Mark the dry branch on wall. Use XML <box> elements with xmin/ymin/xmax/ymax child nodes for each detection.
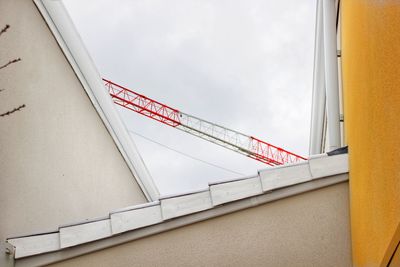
<box><xmin>1</xmin><ymin>24</ymin><xmax>26</xmax><ymax>118</ymax></box>
<box><xmin>0</xmin><ymin>58</ymin><xmax>21</xmax><ymax>70</ymax></box>
<box><xmin>0</xmin><ymin>24</ymin><xmax>10</xmax><ymax>37</ymax></box>
<box><xmin>0</xmin><ymin>104</ymin><xmax>26</xmax><ymax>117</ymax></box>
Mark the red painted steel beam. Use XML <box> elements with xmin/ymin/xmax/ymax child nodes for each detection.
<box><xmin>104</xmin><ymin>79</ymin><xmax>181</xmax><ymax>127</ymax></box>
<box><xmin>103</xmin><ymin>78</ymin><xmax>307</xmax><ymax>166</ymax></box>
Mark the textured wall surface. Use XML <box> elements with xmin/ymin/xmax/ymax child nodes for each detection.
<box><xmin>342</xmin><ymin>1</ymin><xmax>400</xmax><ymax>266</ymax></box>
<box><xmin>0</xmin><ymin>0</ymin><xmax>146</xmax><ymax>246</ymax></box>
<box><xmin>50</xmin><ymin>182</ymin><xmax>351</xmax><ymax>267</ymax></box>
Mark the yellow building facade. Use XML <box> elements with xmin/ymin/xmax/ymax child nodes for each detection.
<box><xmin>342</xmin><ymin>1</ymin><xmax>400</xmax><ymax>265</ymax></box>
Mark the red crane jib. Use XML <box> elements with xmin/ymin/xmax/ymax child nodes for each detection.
<box><xmin>103</xmin><ymin>78</ymin><xmax>307</xmax><ymax>166</ymax></box>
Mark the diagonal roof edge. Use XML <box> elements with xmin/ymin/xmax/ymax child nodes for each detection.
<box><xmin>6</xmin><ymin>153</ymin><xmax>349</xmax><ymax>266</ymax></box>
<box><xmin>33</xmin><ymin>0</ymin><xmax>159</xmax><ymax>201</ymax></box>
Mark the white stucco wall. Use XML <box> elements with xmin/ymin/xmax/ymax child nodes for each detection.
<box><xmin>50</xmin><ymin>182</ymin><xmax>352</xmax><ymax>267</ymax></box>
<box><xmin>0</xmin><ymin>0</ymin><xmax>147</xmax><ymax>246</ymax></box>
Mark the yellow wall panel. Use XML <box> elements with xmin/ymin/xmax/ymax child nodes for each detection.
<box><xmin>342</xmin><ymin>1</ymin><xmax>400</xmax><ymax>266</ymax></box>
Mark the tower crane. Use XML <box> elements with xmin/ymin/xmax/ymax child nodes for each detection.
<box><xmin>103</xmin><ymin>78</ymin><xmax>307</xmax><ymax>166</ymax></box>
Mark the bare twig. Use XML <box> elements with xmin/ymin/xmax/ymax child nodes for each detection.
<box><xmin>0</xmin><ymin>58</ymin><xmax>21</xmax><ymax>70</ymax></box>
<box><xmin>0</xmin><ymin>104</ymin><xmax>26</xmax><ymax>117</ymax></box>
<box><xmin>0</xmin><ymin>24</ymin><xmax>10</xmax><ymax>37</ymax></box>
<box><xmin>0</xmin><ymin>24</ymin><xmax>26</xmax><ymax>118</ymax></box>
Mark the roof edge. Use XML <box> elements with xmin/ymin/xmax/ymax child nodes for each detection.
<box><xmin>8</xmin><ymin>153</ymin><xmax>349</xmax><ymax>266</ymax></box>
<box><xmin>32</xmin><ymin>0</ymin><xmax>160</xmax><ymax>200</ymax></box>
<box><xmin>11</xmin><ymin>173</ymin><xmax>348</xmax><ymax>267</ymax></box>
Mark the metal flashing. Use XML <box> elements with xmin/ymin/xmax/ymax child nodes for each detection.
<box><xmin>260</xmin><ymin>161</ymin><xmax>312</xmax><ymax>191</ymax></box>
<box><xmin>10</xmin><ymin>174</ymin><xmax>349</xmax><ymax>267</ymax></box>
<box><xmin>59</xmin><ymin>219</ymin><xmax>112</xmax><ymax>248</ymax></box>
<box><xmin>111</xmin><ymin>204</ymin><xmax>162</xmax><ymax>235</ymax></box>
<box><xmin>7</xmin><ymin>233</ymin><xmax>60</xmax><ymax>259</ymax></box>
<box><xmin>159</xmin><ymin>188</ymin><xmax>210</xmax><ymax>200</ymax></box>
<box><xmin>7</xmin><ymin>153</ymin><xmax>349</xmax><ymax>263</ymax></box>
<box><xmin>210</xmin><ymin>175</ymin><xmax>263</xmax><ymax>206</ymax></box>
<box><xmin>5</xmin><ymin>230</ymin><xmax>59</xmax><ymax>241</ymax></box>
<box><xmin>161</xmin><ymin>190</ymin><xmax>213</xmax><ymax>220</ymax></box>
<box><xmin>257</xmin><ymin>159</ymin><xmax>309</xmax><ymax>173</ymax></box>
<box><xmin>309</xmin><ymin>153</ymin><xmax>348</xmax><ymax>178</ymax></box>
<box><xmin>58</xmin><ymin>216</ymin><xmax>110</xmax><ymax>229</ymax></box>
<box><xmin>327</xmin><ymin>146</ymin><xmax>348</xmax><ymax>156</ymax></box>
<box><xmin>109</xmin><ymin>201</ymin><xmax>160</xmax><ymax>214</ymax></box>
<box><xmin>208</xmin><ymin>174</ymin><xmax>258</xmax><ymax>186</ymax></box>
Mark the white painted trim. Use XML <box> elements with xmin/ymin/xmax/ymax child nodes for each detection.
<box><xmin>322</xmin><ymin>0</ymin><xmax>341</xmax><ymax>151</ymax></box>
<box><xmin>33</xmin><ymin>0</ymin><xmax>160</xmax><ymax>201</ymax></box>
<box><xmin>7</xmin><ymin>153</ymin><xmax>349</xmax><ymax>261</ymax></box>
<box><xmin>111</xmin><ymin>205</ymin><xmax>163</xmax><ymax>234</ymax></box>
<box><xmin>7</xmin><ymin>233</ymin><xmax>60</xmax><ymax>259</ymax></box>
<box><xmin>161</xmin><ymin>190</ymin><xmax>213</xmax><ymax>220</ymax></box>
<box><xmin>11</xmin><ymin>174</ymin><xmax>349</xmax><ymax>266</ymax></box>
<box><xmin>210</xmin><ymin>176</ymin><xmax>262</xmax><ymax>206</ymax></box>
<box><xmin>309</xmin><ymin>0</ymin><xmax>327</xmax><ymax>155</ymax></box>
<box><xmin>309</xmin><ymin>153</ymin><xmax>348</xmax><ymax>178</ymax></box>
<box><xmin>110</xmin><ymin>201</ymin><xmax>160</xmax><ymax>214</ymax></box>
<box><xmin>159</xmin><ymin>188</ymin><xmax>210</xmax><ymax>200</ymax></box>
<box><xmin>208</xmin><ymin>174</ymin><xmax>258</xmax><ymax>186</ymax></box>
<box><xmin>259</xmin><ymin>161</ymin><xmax>312</xmax><ymax>191</ymax></box>
<box><xmin>59</xmin><ymin>220</ymin><xmax>112</xmax><ymax>248</ymax></box>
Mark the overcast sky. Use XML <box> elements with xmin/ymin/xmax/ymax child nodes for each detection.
<box><xmin>63</xmin><ymin>0</ymin><xmax>316</xmax><ymax>196</ymax></box>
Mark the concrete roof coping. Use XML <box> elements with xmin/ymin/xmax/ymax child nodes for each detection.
<box><xmin>58</xmin><ymin>216</ymin><xmax>111</xmax><ymax>229</ymax></box>
<box><xmin>257</xmin><ymin>159</ymin><xmax>310</xmax><ymax>173</ymax></box>
<box><xmin>159</xmin><ymin>188</ymin><xmax>210</xmax><ymax>200</ymax></box>
<box><xmin>308</xmin><ymin>153</ymin><xmax>329</xmax><ymax>159</ymax></box>
<box><xmin>110</xmin><ymin>201</ymin><xmax>160</xmax><ymax>214</ymax></box>
<box><xmin>208</xmin><ymin>174</ymin><xmax>258</xmax><ymax>186</ymax></box>
<box><xmin>6</xmin><ymin>153</ymin><xmax>349</xmax><ymax>261</ymax></box>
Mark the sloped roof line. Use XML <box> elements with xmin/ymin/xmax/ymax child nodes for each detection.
<box><xmin>6</xmin><ymin>153</ymin><xmax>349</xmax><ymax>262</ymax></box>
<box><xmin>33</xmin><ymin>0</ymin><xmax>160</xmax><ymax>201</ymax></box>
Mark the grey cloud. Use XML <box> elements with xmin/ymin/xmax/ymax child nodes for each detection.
<box><xmin>64</xmin><ymin>0</ymin><xmax>316</xmax><ymax>194</ymax></box>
